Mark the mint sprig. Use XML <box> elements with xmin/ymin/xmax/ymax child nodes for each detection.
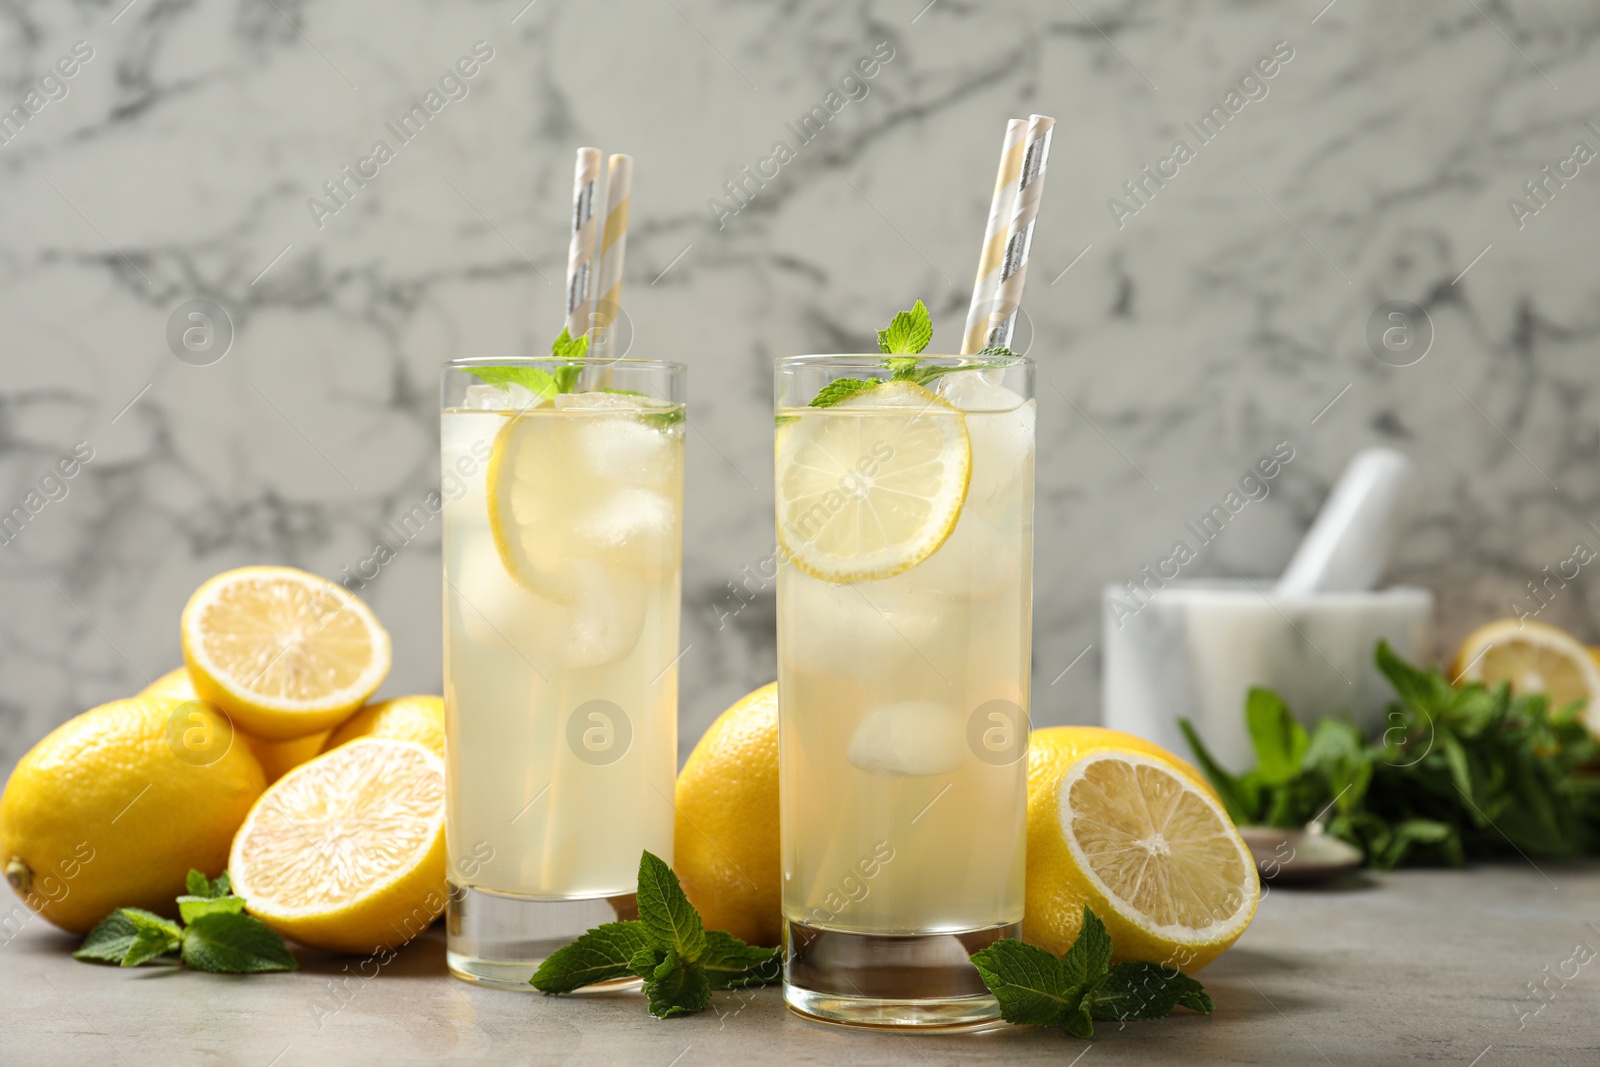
<box><xmin>464</xmin><ymin>328</ymin><xmax>591</xmax><ymax>400</ymax></box>
<box><xmin>531</xmin><ymin>851</ymin><xmax>780</xmax><ymax>1017</ymax></box>
<box><xmin>969</xmin><ymin>908</ymin><xmax>1212</xmax><ymax>1038</ymax></box>
<box><xmin>807</xmin><ymin>302</ymin><xmax>1021</xmax><ymax>408</ymax></box>
<box><xmin>74</xmin><ymin>869</ymin><xmax>297</xmax><ymax>974</ymax></box>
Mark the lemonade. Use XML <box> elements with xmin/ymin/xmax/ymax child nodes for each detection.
<box><xmin>441</xmin><ymin>359</ymin><xmax>684</xmax><ymax>985</ymax></box>
<box><xmin>775</xmin><ymin>356</ymin><xmax>1034</xmax><ymax>1026</ymax></box>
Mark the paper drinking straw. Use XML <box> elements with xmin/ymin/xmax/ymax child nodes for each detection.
<box><xmin>565</xmin><ymin>146</ymin><xmax>603</xmax><ymax>338</ymax></box>
<box><xmin>591</xmin><ymin>153</ymin><xmax>633</xmax><ymax>347</ymax></box>
<box><xmin>985</xmin><ymin>114</ymin><xmax>1055</xmax><ymax>351</ymax></box>
<box><xmin>960</xmin><ymin>119</ymin><xmax>1028</xmax><ymax>355</ymax></box>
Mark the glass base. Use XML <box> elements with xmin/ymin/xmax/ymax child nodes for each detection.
<box><xmin>446</xmin><ymin>880</ymin><xmax>640</xmax><ymax>989</ymax></box>
<box><xmin>782</xmin><ymin>919</ymin><xmax>1017</xmax><ymax>1029</ymax></box>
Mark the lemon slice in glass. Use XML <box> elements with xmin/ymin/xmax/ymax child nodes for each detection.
<box><xmin>180</xmin><ymin>565</ymin><xmax>391</xmax><ymax>740</ymax></box>
<box><xmin>776</xmin><ymin>380</ymin><xmax>971</xmax><ymax>583</ymax></box>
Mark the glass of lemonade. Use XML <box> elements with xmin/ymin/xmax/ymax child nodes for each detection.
<box><xmin>774</xmin><ymin>354</ymin><xmax>1035</xmax><ymax>1027</ymax></box>
<box><xmin>441</xmin><ymin>357</ymin><xmax>686</xmax><ymax>987</ymax></box>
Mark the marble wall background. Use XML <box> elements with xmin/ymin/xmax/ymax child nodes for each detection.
<box><xmin>2</xmin><ymin>0</ymin><xmax>1598</xmax><ymax>771</ymax></box>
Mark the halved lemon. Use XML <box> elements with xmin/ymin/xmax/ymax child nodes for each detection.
<box><xmin>181</xmin><ymin>566</ymin><xmax>391</xmax><ymax>741</ymax></box>
<box><xmin>1027</xmin><ymin>748</ymin><xmax>1258</xmax><ymax>973</ymax></box>
<box><xmin>1451</xmin><ymin>618</ymin><xmax>1600</xmax><ymax>731</ymax></box>
<box><xmin>776</xmin><ymin>380</ymin><xmax>971</xmax><ymax>583</ymax></box>
<box><xmin>229</xmin><ymin>738</ymin><xmax>447</xmax><ymax>955</ymax></box>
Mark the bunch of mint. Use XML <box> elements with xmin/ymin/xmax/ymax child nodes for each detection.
<box><xmin>807</xmin><ymin>300</ymin><xmax>1016</xmax><ymax>408</ymax></box>
<box><xmin>531</xmin><ymin>851</ymin><xmax>779</xmax><ymax>1017</ymax></box>
<box><xmin>74</xmin><ymin>870</ymin><xmax>296</xmax><ymax>973</ymax></box>
<box><xmin>970</xmin><ymin>908</ymin><xmax>1212</xmax><ymax>1038</ymax></box>
<box><xmin>1181</xmin><ymin>641</ymin><xmax>1600</xmax><ymax>868</ymax></box>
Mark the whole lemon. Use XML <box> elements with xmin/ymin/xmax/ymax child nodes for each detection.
<box><xmin>144</xmin><ymin>667</ymin><xmax>327</xmax><ymax>784</ymax></box>
<box><xmin>674</xmin><ymin>683</ymin><xmax>780</xmax><ymax>947</ymax></box>
<box><xmin>1025</xmin><ymin>727</ymin><xmax>1255</xmax><ymax>973</ymax></box>
<box><xmin>0</xmin><ymin>695</ymin><xmax>266</xmax><ymax>933</ymax></box>
<box><xmin>324</xmin><ymin>695</ymin><xmax>445</xmax><ymax>758</ymax></box>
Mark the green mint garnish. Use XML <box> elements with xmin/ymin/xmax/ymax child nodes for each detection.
<box><xmin>186</xmin><ymin>869</ymin><xmax>231</xmax><ymax>898</ymax></box>
<box><xmin>1179</xmin><ymin>640</ymin><xmax>1600</xmax><ymax>869</ymax></box>
<box><xmin>806</xmin><ymin>301</ymin><xmax>1020</xmax><ymax>407</ymax></box>
<box><xmin>877</xmin><ymin>298</ymin><xmax>933</xmax><ymax>355</ymax></box>
<box><xmin>464</xmin><ymin>328</ymin><xmax>592</xmax><ymax>400</ymax></box>
<box><xmin>969</xmin><ymin>908</ymin><xmax>1212</xmax><ymax>1038</ymax></box>
<box><xmin>531</xmin><ymin>851</ymin><xmax>780</xmax><ymax>1017</ymax></box>
<box><xmin>74</xmin><ymin>869</ymin><xmax>297</xmax><ymax>974</ymax></box>
<box><xmin>807</xmin><ymin>377</ymin><xmax>878</xmax><ymax>408</ymax></box>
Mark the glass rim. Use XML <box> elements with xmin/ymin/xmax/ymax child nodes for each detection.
<box><xmin>442</xmin><ymin>355</ymin><xmax>686</xmax><ymax>373</ymax></box>
<box><xmin>778</xmin><ymin>353</ymin><xmax>1034</xmax><ymax>371</ymax></box>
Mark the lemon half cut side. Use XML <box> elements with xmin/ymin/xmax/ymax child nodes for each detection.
<box><xmin>228</xmin><ymin>738</ymin><xmax>446</xmax><ymax>955</ymax></box>
<box><xmin>181</xmin><ymin>566</ymin><xmax>391</xmax><ymax>741</ymax></box>
<box><xmin>1054</xmin><ymin>750</ymin><xmax>1258</xmax><ymax>971</ymax></box>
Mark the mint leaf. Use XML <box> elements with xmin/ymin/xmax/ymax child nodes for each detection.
<box><xmin>122</xmin><ymin>910</ymin><xmax>184</xmax><ymax>967</ymax></box>
<box><xmin>1059</xmin><ymin>907</ymin><xmax>1113</xmax><ymax>987</ymax></box>
<box><xmin>551</xmin><ymin>327</ymin><xmax>589</xmax><ymax>363</ymax></box>
<box><xmin>1245</xmin><ymin>687</ymin><xmax>1309</xmax><ymax>786</ymax></box>
<box><xmin>185</xmin><ymin>870</ymin><xmax>212</xmax><ymax>898</ymax></box>
<box><xmin>642</xmin><ymin>949</ymin><xmax>711</xmax><ymax>1019</ymax></box>
<box><xmin>977</xmin><ymin>345</ymin><xmax>1017</xmax><ymax>359</ymax></box>
<box><xmin>883</xmin><ymin>355</ymin><xmax>921</xmax><ymax>379</ymax></box>
<box><xmin>636</xmin><ymin>851</ymin><xmax>706</xmax><ymax>962</ymax></box>
<box><xmin>211</xmin><ymin>871</ymin><xmax>232</xmax><ymax>898</ymax></box>
<box><xmin>699</xmin><ymin>930</ymin><xmax>781</xmax><ymax>990</ymax></box>
<box><xmin>877</xmin><ymin>299</ymin><xmax>933</xmax><ymax>354</ymax></box>
<box><xmin>808</xmin><ymin>377</ymin><xmax>877</xmax><ymax>408</ymax></box>
<box><xmin>531</xmin><ymin>921</ymin><xmax>653</xmax><ymax>993</ymax></box>
<box><xmin>1177</xmin><ymin>718</ymin><xmax>1256</xmax><ymax>824</ymax></box>
<box><xmin>1088</xmin><ymin>962</ymin><xmax>1214</xmax><ymax>1021</ymax></box>
<box><xmin>968</xmin><ymin>938</ymin><xmax>1085</xmax><ymax>1028</ymax></box>
<box><xmin>74</xmin><ymin>911</ymin><xmax>141</xmax><ymax>963</ymax></box>
<box><xmin>181</xmin><ymin>913</ymin><xmax>297</xmax><ymax>973</ymax></box>
<box><xmin>177</xmin><ymin>894</ymin><xmax>245</xmax><ymax>924</ymax></box>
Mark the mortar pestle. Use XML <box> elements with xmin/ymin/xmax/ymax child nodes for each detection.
<box><xmin>1101</xmin><ymin>448</ymin><xmax>1433</xmax><ymax>880</ymax></box>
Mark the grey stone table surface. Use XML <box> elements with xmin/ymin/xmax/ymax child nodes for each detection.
<box><xmin>3</xmin><ymin>864</ymin><xmax>1596</xmax><ymax>1067</ymax></box>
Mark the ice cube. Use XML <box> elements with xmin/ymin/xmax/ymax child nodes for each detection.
<box><xmin>576</xmin><ymin>488</ymin><xmax>677</xmax><ymax>576</ymax></box>
<box><xmin>893</xmin><ymin>509</ymin><xmax>1016</xmax><ymax>599</ymax></box>
<box><xmin>782</xmin><ymin>578</ymin><xmax>949</xmax><ymax>682</ymax></box>
<box><xmin>846</xmin><ymin>700</ymin><xmax>966</xmax><ymax>777</ymax></box>
<box><xmin>940</xmin><ymin>374</ymin><xmax>1034</xmax><ymax>507</ymax></box>
<box><xmin>461</xmin><ymin>382</ymin><xmax>547</xmax><ymax>411</ymax></box>
<box><xmin>452</xmin><ymin>548</ymin><xmax>644</xmax><ymax>670</ymax></box>
<box><xmin>569</xmin><ymin>413</ymin><xmax>676</xmax><ymax>492</ymax></box>
<box><xmin>557</xmin><ymin>560</ymin><xmax>647</xmax><ymax>669</ymax></box>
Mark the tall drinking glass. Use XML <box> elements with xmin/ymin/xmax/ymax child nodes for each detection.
<box><xmin>774</xmin><ymin>354</ymin><xmax>1035</xmax><ymax>1027</ymax></box>
<box><xmin>441</xmin><ymin>357</ymin><xmax>686</xmax><ymax>987</ymax></box>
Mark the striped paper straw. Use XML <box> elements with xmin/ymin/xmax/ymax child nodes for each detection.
<box><xmin>986</xmin><ymin>114</ymin><xmax>1055</xmax><ymax>351</ymax></box>
<box><xmin>960</xmin><ymin>119</ymin><xmax>1028</xmax><ymax>355</ymax></box>
<box><xmin>565</xmin><ymin>146</ymin><xmax>603</xmax><ymax>339</ymax></box>
<box><xmin>591</xmin><ymin>153</ymin><xmax>633</xmax><ymax>348</ymax></box>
